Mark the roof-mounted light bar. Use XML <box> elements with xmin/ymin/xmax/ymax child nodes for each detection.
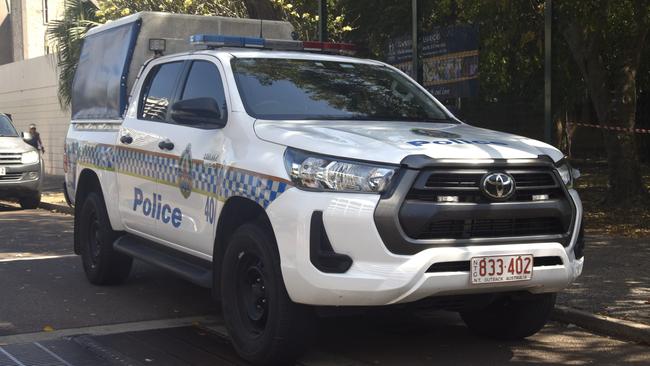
<box><xmin>189</xmin><ymin>34</ymin><xmax>356</xmax><ymax>55</ymax></box>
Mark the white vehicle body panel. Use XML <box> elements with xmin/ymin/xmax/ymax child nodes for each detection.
<box><xmin>65</xmin><ymin>123</ymin><xmax>124</xmax><ymax>231</ymax></box>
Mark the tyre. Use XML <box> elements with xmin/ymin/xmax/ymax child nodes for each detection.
<box><xmin>460</xmin><ymin>292</ymin><xmax>556</xmax><ymax>340</ymax></box>
<box><xmin>19</xmin><ymin>193</ymin><xmax>41</xmax><ymax>209</ymax></box>
<box><xmin>221</xmin><ymin>223</ymin><xmax>316</xmax><ymax>366</ymax></box>
<box><xmin>78</xmin><ymin>192</ymin><xmax>132</xmax><ymax>285</ymax></box>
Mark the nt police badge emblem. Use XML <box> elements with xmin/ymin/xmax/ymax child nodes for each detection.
<box><xmin>178</xmin><ymin>144</ymin><xmax>193</xmax><ymax>199</ymax></box>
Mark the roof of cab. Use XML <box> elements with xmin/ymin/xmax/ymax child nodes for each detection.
<box><xmin>156</xmin><ymin>48</ymin><xmax>385</xmax><ymax>66</ymax></box>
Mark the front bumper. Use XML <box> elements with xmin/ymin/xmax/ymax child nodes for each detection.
<box><xmin>267</xmin><ymin>187</ymin><xmax>583</xmax><ymax>307</ymax></box>
<box><xmin>0</xmin><ymin>162</ymin><xmax>42</xmax><ymax>198</ymax></box>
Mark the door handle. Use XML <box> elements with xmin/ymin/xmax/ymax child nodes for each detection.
<box><xmin>120</xmin><ymin>135</ymin><xmax>133</xmax><ymax>145</ymax></box>
<box><xmin>158</xmin><ymin>139</ymin><xmax>175</xmax><ymax>151</ymax></box>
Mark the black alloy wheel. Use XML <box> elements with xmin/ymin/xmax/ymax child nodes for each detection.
<box><xmin>221</xmin><ymin>222</ymin><xmax>316</xmax><ymax>366</ymax></box>
<box><xmin>78</xmin><ymin>192</ymin><xmax>132</xmax><ymax>285</ymax></box>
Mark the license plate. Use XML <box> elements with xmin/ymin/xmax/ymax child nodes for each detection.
<box><xmin>471</xmin><ymin>255</ymin><xmax>533</xmax><ymax>284</ymax></box>
<box><xmin>0</xmin><ymin>167</ymin><xmax>5</xmax><ymax>176</ymax></box>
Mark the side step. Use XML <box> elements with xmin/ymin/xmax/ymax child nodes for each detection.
<box><xmin>113</xmin><ymin>235</ymin><xmax>213</xmax><ymax>288</ymax></box>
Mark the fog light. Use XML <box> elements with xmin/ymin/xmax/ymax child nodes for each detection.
<box><xmin>26</xmin><ymin>171</ymin><xmax>39</xmax><ymax>180</ymax></box>
<box><xmin>437</xmin><ymin>195</ymin><xmax>459</xmax><ymax>203</ymax></box>
<box><xmin>532</xmin><ymin>194</ymin><xmax>549</xmax><ymax>201</ymax></box>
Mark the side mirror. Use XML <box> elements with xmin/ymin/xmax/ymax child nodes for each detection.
<box><xmin>171</xmin><ymin>97</ymin><xmax>225</xmax><ymax>128</ymax></box>
<box><xmin>21</xmin><ymin>131</ymin><xmax>32</xmax><ymax>141</ymax></box>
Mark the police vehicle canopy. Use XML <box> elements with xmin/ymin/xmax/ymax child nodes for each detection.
<box><xmin>71</xmin><ymin>12</ymin><xmax>294</xmax><ymax>121</ymax></box>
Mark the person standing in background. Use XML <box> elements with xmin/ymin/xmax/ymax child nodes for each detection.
<box><xmin>26</xmin><ymin>124</ymin><xmax>45</xmax><ymax>154</ymax></box>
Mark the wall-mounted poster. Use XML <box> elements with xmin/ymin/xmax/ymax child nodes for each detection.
<box><xmin>385</xmin><ymin>35</ymin><xmax>414</xmax><ymax>79</ymax></box>
<box><xmin>421</xmin><ymin>25</ymin><xmax>479</xmax><ymax>98</ymax></box>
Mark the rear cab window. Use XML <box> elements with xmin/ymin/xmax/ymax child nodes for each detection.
<box><xmin>139</xmin><ymin>61</ymin><xmax>184</xmax><ymax>122</ymax></box>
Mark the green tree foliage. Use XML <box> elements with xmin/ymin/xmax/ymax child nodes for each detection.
<box><xmin>95</xmin><ymin>0</ymin><xmax>248</xmax><ymax>22</ymax></box>
<box><xmin>341</xmin><ymin>0</ymin><xmax>546</xmax><ymax>104</ymax></box>
<box><xmin>46</xmin><ymin>0</ymin><xmax>99</xmax><ymax>108</ymax></box>
<box><xmin>97</xmin><ymin>0</ymin><xmax>352</xmax><ymax>41</ymax></box>
<box><xmin>556</xmin><ymin>0</ymin><xmax>649</xmax><ymax>203</ymax></box>
<box><xmin>270</xmin><ymin>0</ymin><xmax>352</xmax><ymax>41</ymax></box>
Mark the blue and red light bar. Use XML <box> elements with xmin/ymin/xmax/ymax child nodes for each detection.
<box><xmin>189</xmin><ymin>34</ymin><xmax>356</xmax><ymax>55</ymax></box>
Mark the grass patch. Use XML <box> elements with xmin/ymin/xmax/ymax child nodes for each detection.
<box><xmin>572</xmin><ymin>160</ymin><xmax>650</xmax><ymax>237</ymax></box>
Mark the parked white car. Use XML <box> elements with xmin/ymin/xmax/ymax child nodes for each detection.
<box><xmin>0</xmin><ymin>113</ymin><xmax>42</xmax><ymax>209</ymax></box>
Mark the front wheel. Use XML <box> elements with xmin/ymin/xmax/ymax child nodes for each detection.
<box><xmin>221</xmin><ymin>223</ymin><xmax>316</xmax><ymax>366</ymax></box>
<box><xmin>19</xmin><ymin>193</ymin><xmax>41</xmax><ymax>209</ymax></box>
<box><xmin>460</xmin><ymin>292</ymin><xmax>556</xmax><ymax>340</ymax></box>
<box><xmin>78</xmin><ymin>192</ymin><xmax>132</xmax><ymax>285</ymax></box>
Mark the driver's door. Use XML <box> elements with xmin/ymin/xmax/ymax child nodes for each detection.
<box><xmin>154</xmin><ymin>56</ymin><xmax>230</xmax><ymax>258</ymax></box>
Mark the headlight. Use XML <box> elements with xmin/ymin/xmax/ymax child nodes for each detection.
<box><xmin>21</xmin><ymin>150</ymin><xmax>40</xmax><ymax>164</ymax></box>
<box><xmin>284</xmin><ymin>148</ymin><xmax>397</xmax><ymax>193</ymax></box>
<box><xmin>556</xmin><ymin>159</ymin><xmax>578</xmax><ymax>188</ymax></box>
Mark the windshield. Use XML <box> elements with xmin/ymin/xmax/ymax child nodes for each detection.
<box><xmin>0</xmin><ymin>114</ymin><xmax>18</xmax><ymax>137</ymax></box>
<box><xmin>231</xmin><ymin>58</ymin><xmax>452</xmax><ymax>122</ymax></box>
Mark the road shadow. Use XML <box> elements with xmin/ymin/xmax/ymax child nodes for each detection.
<box><xmin>313</xmin><ymin>308</ymin><xmax>650</xmax><ymax>365</ymax></box>
<box><xmin>0</xmin><ymin>206</ymin><xmax>74</xmax><ymax>258</ymax></box>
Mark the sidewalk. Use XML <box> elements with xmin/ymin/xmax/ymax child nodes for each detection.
<box><xmin>557</xmin><ymin>236</ymin><xmax>650</xmax><ymax>325</ymax></box>
<box><xmin>40</xmin><ymin>175</ymin><xmax>71</xmax><ymax>214</ymax></box>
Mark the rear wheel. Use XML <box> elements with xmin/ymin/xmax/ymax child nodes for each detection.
<box><xmin>78</xmin><ymin>192</ymin><xmax>132</xmax><ymax>285</ymax></box>
<box><xmin>19</xmin><ymin>193</ymin><xmax>40</xmax><ymax>209</ymax></box>
<box><xmin>221</xmin><ymin>223</ymin><xmax>315</xmax><ymax>366</ymax></box>
<box><xmin>460</xmin><ymin>292</ymin><xmax>556</xmax><ymax>340</ymax></box>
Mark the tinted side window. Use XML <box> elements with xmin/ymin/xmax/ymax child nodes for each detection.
<box><xmin>139</xmin><ymin>62</ymin><xmax>184</xmax><ymax>122</ymax></box>
<box><xmin>179</xmin><ymin>61</ymin><xmax>228</xmax><ymax>124</ymax></box>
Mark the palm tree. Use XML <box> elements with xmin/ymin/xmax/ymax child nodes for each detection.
<box><xmin>46</xmin><ymin>0</ymin><xmax>99</xmax><ymax>108</ymax></box>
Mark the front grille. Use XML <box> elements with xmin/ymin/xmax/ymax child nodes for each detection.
<box><xmin>0</xmin><ymin>172</ymin><xmax>22</xmax><ymax>181</ymax></box>
<box><xmin>408</xmin><ymin>168</ymin><xmax>561</xmax><ymax>203</ymax></box>
<box><xmin>419</xmin><ymin>217</ymin><xmax>565</xmax><ymax>240</ymax></box>
<box><xmin>510</xmin><ymin>172</ymin><xmax>555</xmax><ymax>187</ymax></box>
<box><xmin>395</xmin><ymin>165</ymin><xmax>573</xmax><ymax>245</ymax></box>
<box><xmin>0</xmin><ymin>153</ymin><xmax>22</xmax><ymax>166</ymax></box>
<box><xmin>425</xmin><ymin>173</ymin><xmax>479</xmax><ymax>188</ymax></box>
<box><xmin>426</xmin><ymin>256</ymin><xmax>564</xmax><ymax>273</ymax></box>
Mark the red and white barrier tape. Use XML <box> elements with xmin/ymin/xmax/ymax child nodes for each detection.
<box><xmin>568</xmin><ymin>122</ymin><xmax>650</xmax><ymax>134</ymax></box>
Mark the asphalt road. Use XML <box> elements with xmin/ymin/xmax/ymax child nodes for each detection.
<box><xmin>0</xmin><ymin>204</ymin><xmax>648</xmax><ymax>366</ymax></box>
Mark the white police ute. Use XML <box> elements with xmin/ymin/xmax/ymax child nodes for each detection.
<box><xmin>64</xmin><ymin>12</ymin><xmax>584</xmax><ymax>366</ymax></box>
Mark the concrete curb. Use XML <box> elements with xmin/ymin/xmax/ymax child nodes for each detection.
<box><xmin>553</xmin><ymin>305</ymin><xmax>650</xmax><ymax>345</ymax></box>
<box><xmin>39</xmin><ymin>201</ymin><xmax>74</xmax><ymax>215</ymax></box>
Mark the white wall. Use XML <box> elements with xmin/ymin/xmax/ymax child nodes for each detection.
<box><xmin>24</xmin><ymin>0</ymin><xmax>66</xmax><ymax>60</ymax></box>
<box><xmin>0</xmin><ymin>54</ymin><xmax>69</xmax><ymax>175</ymax></box>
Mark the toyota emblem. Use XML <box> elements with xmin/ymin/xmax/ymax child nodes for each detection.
<box><xmin>481</xmin><ymin>172</ymin><xmax>515</xmax><ymax>200</ymax></box>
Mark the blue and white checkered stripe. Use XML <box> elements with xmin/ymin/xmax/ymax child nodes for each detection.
<box><xmin>72</xmin><ymin>143</ymin><xmax>290</xmax><ymax>209</ymax></box>
<box><xmin>76</xmin><ymin>143</ymin><xmax>114</xmax><ymax>170</ymax></box>
<box><xmin>114</xmin><ymin>148</ymin><xmax>178</xmax><ymax>184</ymax></box>
<box><xmin>218</xmin><ymin>169</ymin><xmax>289</xmax><ymax>208</ymax></box>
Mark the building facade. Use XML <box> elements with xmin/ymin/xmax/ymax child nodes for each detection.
<box><xmin>0</xmin><ymin>0</ymin><xmax>67</xmax><ymax>65</ymax></box>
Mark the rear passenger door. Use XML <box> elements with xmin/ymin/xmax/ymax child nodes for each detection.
<box><xmin>116</xmin><ymin>60</ymin><xmax>185</xmax><ymax>238</ymax></box>
<box><xmin>154</xmin><ymin>57</ymin><xmax>230</xmax><ymax>258</ymax></box>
